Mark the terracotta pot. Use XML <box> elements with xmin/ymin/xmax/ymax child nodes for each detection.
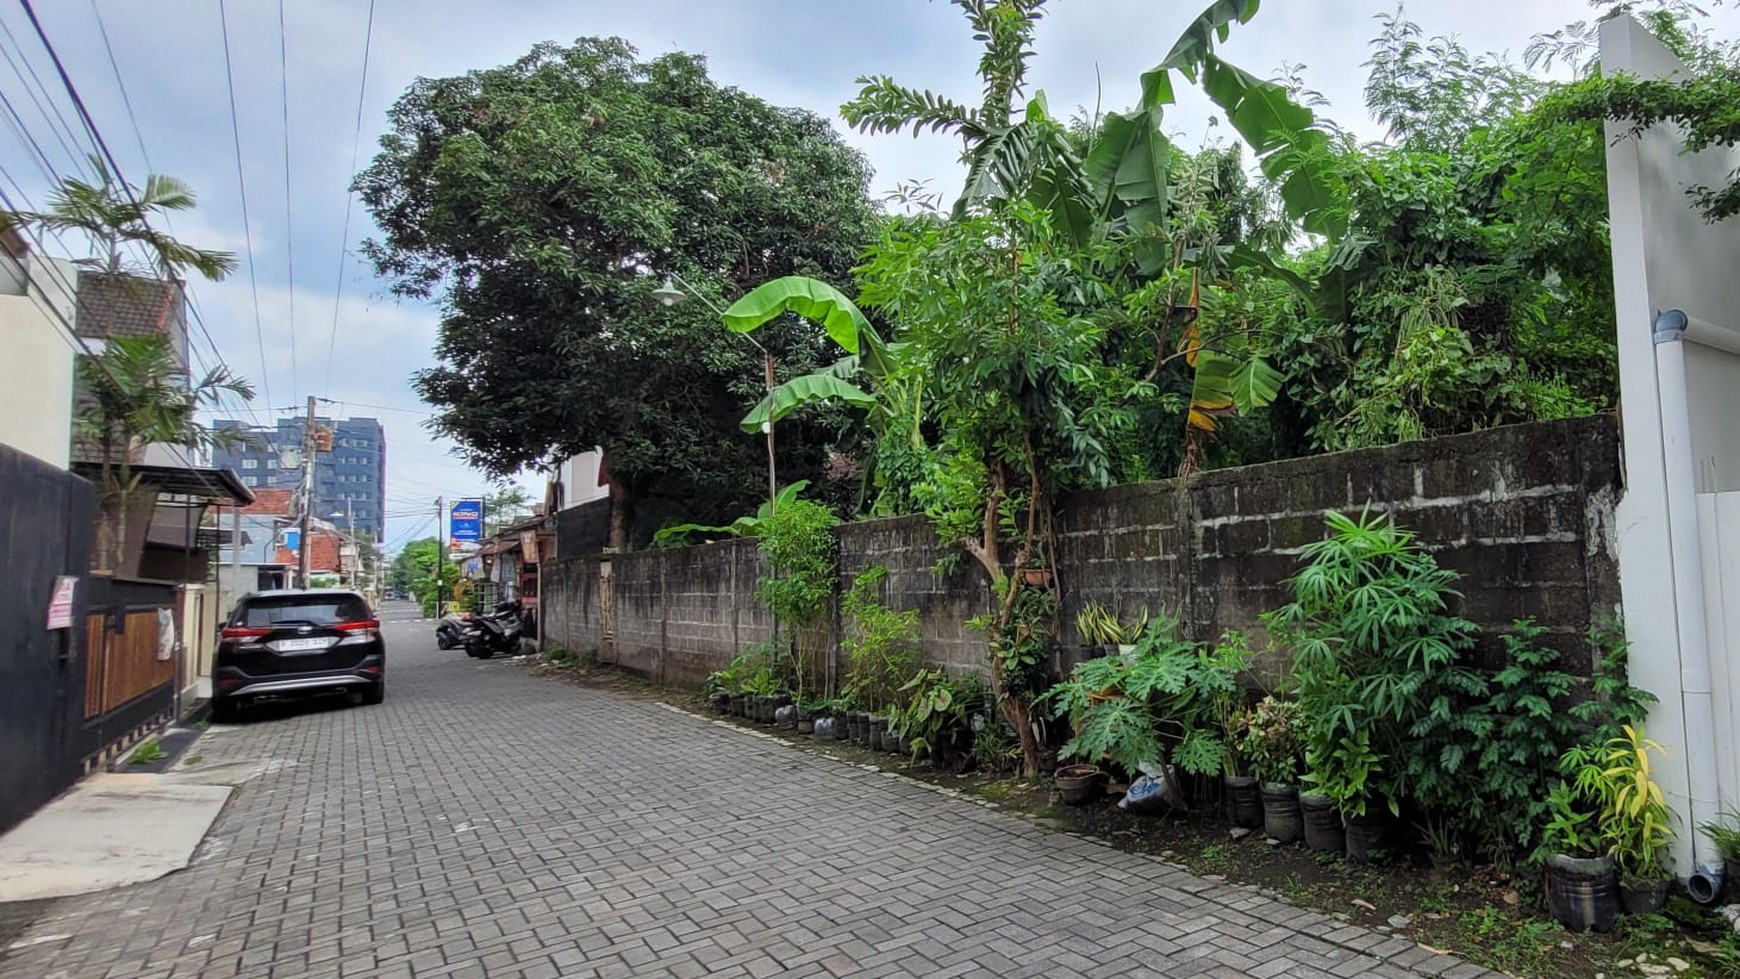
<box><xmin>1054</xmin><ymin>764</ymin><xmax>1104</xmax><ymax>805</ymax></box>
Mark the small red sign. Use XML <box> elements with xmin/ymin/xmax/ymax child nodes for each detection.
<box><xmin>46</xmin><ymin>575</ymin><xmax>76</xmax><ymax>630</ymax></box>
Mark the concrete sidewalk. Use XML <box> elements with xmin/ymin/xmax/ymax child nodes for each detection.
<box><xmin>0</xmin><ymin>763</ymin><xmax>238</xmax><ymax>902</ymax></box>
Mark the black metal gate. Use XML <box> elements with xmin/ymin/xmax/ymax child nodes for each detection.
<box><xmin>0</xmin><ymin>444</ymin><xmax>95</xmax><ymax>833</ymax></box>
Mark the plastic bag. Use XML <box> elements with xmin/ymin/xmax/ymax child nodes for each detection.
<box><xmin>1118</xmin><ymin>767</ymin><xmax>1186</xmax><ymax>815</ymax></box>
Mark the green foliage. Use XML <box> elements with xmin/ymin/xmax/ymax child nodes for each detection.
<box><xmin>393</xmin><ymin>539</ymin><xmax>462</xmax><ymax>618</ymax></box>
<box><xmin>1465</xmin><ymin>619</ymin><xmax>1584</xmax><ymax>864</ymax></box>
<box><xmin>1545</xmin><ymin>727</ymin><xmax>1675</xmax><ymax>880</ymax></box>
<box><xmin>128</xmin><ymin>740</ymin><xmax>166</xmax><ymax>765</ymax></box>
<box><xmin>1075</xmin><ymin>602</ymin><xmax>1148</xmax><ymax>647</ymax></box>
<box><xmin>1239</xmin><ymin>695</ymin><xmax>1301</xmax><ymax>785</ymax></box>
<box><xmin>756</xmin><ymin>499</ymin><xmax>839</xmax><ymax>629</ymax></box>
<box><xmin>1547</xmin><ymin>41</ymin><xmax>1740</xmax><ymax>221</ymax></box>
<box><xmin>757</xmin><ymin>497</ymin><xmax>839</xmax><ymax>700</ymax></box>
<box><xmin>708</xmin><ymin>643</ymin><xmax>782</xmax><ymax>696</ymax></box>
<box><xmin>1046</xmin><ymin>615</ymin><xmax>1252</xmax><ymax>778</ymax></box>
<box><xmin>75</xmin><ymin>332</ymin><xmax>255</xmax><ymax>569</ymax></box>
<box><xmin>891</xmin><ymin>669</ymin><xmax>982</xmax><ymax>761</ymax></box>
<box><xmin>1699</xmin><ymin>808</ymin><xmax>1740</xmax><ymax>862</ymax></box>
<box><xmin>358</xmin><ymin>38</ymin><xmax>877</xmax><ymax>539</ymax></box>
<box><xmin>653</xmin><ymin>481</ymin><xmax>811</xmax><ymax>547</ymax></box>
<box><xmin>1277</xmin><ymin>509</ymin><xmax>1485</xmax><ymax>818</ymax></box>
<box><xmin>840</xmin><ymin>567</ymin><xmax>921</xmax><ymax>712</ymax></box>
<box><xmin>1</xmin><ymin>154</ymin><xmax>237</xmax><ymax>280</ymax></box>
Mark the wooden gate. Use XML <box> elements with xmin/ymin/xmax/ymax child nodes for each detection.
<box><xmin>83</xmin><ymin>609</ymin><xmax>171</xmax><ymax>718</ymax></box>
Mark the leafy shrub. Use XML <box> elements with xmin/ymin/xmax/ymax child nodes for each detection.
<box><xmin>1045</xmin><ymin>614</ymin><xmax>1252</xmax><ymax>779</ymax></box>
<box><xmin>891</xmin><ymin>669</ymin><xmax>981</xmax><ymax>761</ymax></box>
<box><xmin>841</xmin><ymin>567</ymin><xmax>920</xmax><ymax>711</ymax></box>
<box><xmin>757</xmin><ymin>497</ymin><xmax>839</xmax><ymax>699</ymax></box>
<box><xmin>1274</xmin><ymin>508</ymin><xmax>1486</xmax><ymax>818</ymax></box>
<box><xmin>1239</xmin><ymin>695</ymin><xmax>1301</xmax><ymax>785</ymax></box>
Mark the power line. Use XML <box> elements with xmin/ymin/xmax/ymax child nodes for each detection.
<box><xmin>275</xmin><ymin>0</ymin><xmax>298</xmax><ymax>396</ymax></box>
<box><xmin>86</xmin><ymin>0</ymin><xmax>149</xmax><ymax>171</ymax></box>
<box><xmin>0</xmin><ymin>13</ymin><xmax>95</xmax><ymax>179</ymax></box>
<box><xmin>10</xmin><ymin>0</ymin><xmax>248</xmax><ymax>507</ymax></box>
<box><xmin>216</xmin><ymin>0</ymin><xmax>272</xmax><ymax>414</ymax></box>
<box><xmin>324</xmin><ymin>0</ymin><xmax>376</xmax><ymax>397</ymax></box>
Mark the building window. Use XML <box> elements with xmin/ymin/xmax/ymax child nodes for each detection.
<box><xmin>242</xmin><ymin>458</ymin><xmax>258</xmax><ymax>469</ymax></box>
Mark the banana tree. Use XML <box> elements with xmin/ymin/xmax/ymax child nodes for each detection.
<box><xmin>719</xmin><ymin>275</ymin><xmax>899</xmax><ymax>434</ymax></box>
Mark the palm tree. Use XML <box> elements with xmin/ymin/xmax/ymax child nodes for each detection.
<box><xmin>5</xmin><ymin>161</ymin><xmax>250</xmax><ymax>569</ymax></box>
<box><xmin>4</xmin><ymin>154</ymin><xmax>236</xmax><ymax>281</ymax></box>
<box><xmin>77</xmin><ymin>334</ymin><xmax>254</xmax><ymax>571</ymax></box>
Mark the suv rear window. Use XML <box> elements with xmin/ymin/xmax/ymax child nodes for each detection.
<box><xmin>234</xmin><ymin>595</ymin><xmax>371</xmax><ymax>628</ymax></box>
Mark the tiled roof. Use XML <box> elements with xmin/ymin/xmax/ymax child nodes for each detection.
<box><xmin>74</xmin><ymin>271</ymin><xmax>186</xmax><ymax>343</ymax></box>
<box><xmin>274</xmin><ymin>531</ymin><xmax>342</xmax><ymax>572</ymax></box>
<box><xmin>215</xmin><ymin>488</ymin><xmax>294</xmax><ymax>517</ymax></box>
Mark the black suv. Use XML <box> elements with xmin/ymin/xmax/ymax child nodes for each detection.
<box><xmin>212</xmin><ymin>589</ymin><xmax>385</xmax><ymax>722</ymax></box>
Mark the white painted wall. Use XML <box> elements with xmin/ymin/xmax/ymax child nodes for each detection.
<box><xmin>555</xmin><ymin>449</ymin><xmax>608</xmax><ymax>509</ymax></box>
<box><xmin>0</xmin><ymin>253</ymin><xmax>79</xmax><ymax>469</ymax></box>
<box><xmin>1603</xmin><ymin>14</ymin><xmax>1740</xmax><ymax>880</ymax></box>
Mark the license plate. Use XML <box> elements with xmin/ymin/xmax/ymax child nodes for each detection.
<box><xmin>275</xmin><ymin>637</ymin><xmax>330</xmax><ymax>652</ymax></box>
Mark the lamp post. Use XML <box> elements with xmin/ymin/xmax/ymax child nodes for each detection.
<box><xmin>329</xmin><ymin>501</ymin><xmax>357</xmax><ymax>588</ymax></box>
<box><xmin>652</xmin><ymin>272</ymin><xmax>778</xmax><ymax>517</ymax></box>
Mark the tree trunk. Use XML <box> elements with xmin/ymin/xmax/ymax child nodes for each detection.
<box><xmin>606</xmin><ymin>461</ymin><xmax>631</xmax><ymax>552</ymax></box>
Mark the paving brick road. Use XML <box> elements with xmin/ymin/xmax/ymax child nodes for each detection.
<box><xmin>1</xmin><ymin>605</ymin><xmax>1496</xmax><ymax>979</ymax></box>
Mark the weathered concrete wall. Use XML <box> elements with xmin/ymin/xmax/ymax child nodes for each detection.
<box><xmin>542</xmin><ymin>415</ymin><xmax>1622</xmax><ymax>688</ymax></box>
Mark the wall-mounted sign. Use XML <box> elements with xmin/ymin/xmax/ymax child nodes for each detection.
<box><xmin>46</xmin><ymin>576</ymin><xmax>76</xmax><ymax>630</ymax></box>
<box><xmin>450</xmin><ymin>499</ymin><xmax>483</xmax><ymax>542</ymax></box>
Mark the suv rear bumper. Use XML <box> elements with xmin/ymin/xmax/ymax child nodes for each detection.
<box><xmin>214</xmin><ymin>656</ymin><xmax>383</xmax><ymax>700</ymax></box>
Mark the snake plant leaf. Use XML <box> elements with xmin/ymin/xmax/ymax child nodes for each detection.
<box><xmin>720</xmin><ymin>276</ymin><xmax>870</xmax><ymax>354</ymax></box>
<box><xmin>740</xmin><ymin>373</ymin><xmax>876</xmax><ymax>434</ymax></box>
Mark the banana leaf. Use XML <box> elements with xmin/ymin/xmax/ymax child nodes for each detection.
<box><xmin>720</xmin><ymin>276</ymin><xmax>871</xmax><ymax>354</ymax></box>
<box><xmin>740</xmin><ymin>373</ymin><xmax>877</xmax><ymax>434</ymax></box>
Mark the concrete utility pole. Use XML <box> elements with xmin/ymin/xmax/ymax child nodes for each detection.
<box><xmin>434</xmin><ymin>496</ymin><xmax>445</xmax><ymax>618</ymax></box>
<box><xmin>297</xmin><ymin>395</ymin><xmax>316</xmax><ymax>589</ymax></box>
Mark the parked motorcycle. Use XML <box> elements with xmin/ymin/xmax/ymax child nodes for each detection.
<box><xmin>435</xmin><ymin>611</ymin><xmax>471</xmax><ymax>650</ymax></box>
<box><xmin>463</xmin><ymin>600</ymin><xmax>527</xmax><ymax>660</ymax></box>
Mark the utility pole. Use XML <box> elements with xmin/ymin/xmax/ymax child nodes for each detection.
<box><xmin>434</xmin><ymin>496</ymin><xmax>445</xmax><ymax>618</ymax></box>
<box><xmin>297</xmin><ymin>395</ymin><xmax>316</xmax><ymax>589</ymax></box>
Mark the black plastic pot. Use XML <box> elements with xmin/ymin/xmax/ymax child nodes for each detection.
<box><xmin>1300</xmin><ymin>793</ymin><xmax>1345</xmax><ymax>854</ymax></box>
<box><xmin>868</xmin><ymin>716</ymin><xmax>888</xmax><ymax>748</ymax></box>
<box><xmin>1620</xmin><ymin>877</ymin><xmax>1671</xmax><ymax>915</ymax></box>
<box><xmin>1055</xmin><ymin>764</ymin><xmax>1104</xmax><ymax>805</ymax></box>
<box><xmin>729</xmin><ymin>693</ymin><xmax>746</xmax><ymax>717</ymax></box>
<box><xmin>1260</xmin><ymin>783</ymin><xmax>1302</xmax><ymax>844</ymax></box>
<box><xmin>796</xmin><ymin>718</ymin><xmax>815</xmax><ymax>735</ymax></box>
<box><xmin>708</xmin><ymin>691</ymin><xmax>730</xmax><ymax>714</ymax></box>
<box><xmin>1545</xmin><ymin>854</ymin><xmax>1619</xmax><ymax>933</ymax></box>
<box><xmin>1344</xmin><ymin>813</ymin><xmax>1386</xmax><ymax>864</ymax></box>
<box><xmin>1222</xmin><ymin>775</ymin><xmax>1264</xmax><ymax>830</ymax></box>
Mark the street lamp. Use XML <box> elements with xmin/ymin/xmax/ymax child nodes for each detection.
<box><xmin>652</xmin><ymin>271</ymin><xmax>779</xmax><ymax>516</ymax></box>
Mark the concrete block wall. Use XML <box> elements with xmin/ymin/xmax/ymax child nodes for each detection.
<box><xmin>541</xmin><ymin>415</ymin><xmax>1623</xmax><ymax>689</ymax></box>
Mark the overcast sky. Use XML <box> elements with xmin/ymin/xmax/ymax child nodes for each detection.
<box><xmin>5</xmin><ymin>0</ymin><xmax>1727</xmax><ymax>550</ymax></box>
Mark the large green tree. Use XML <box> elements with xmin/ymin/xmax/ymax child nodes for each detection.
<box><xmin>357</xmin><ymin>39</ymin><xmax>878</xmax><ymax>548</ymax></box>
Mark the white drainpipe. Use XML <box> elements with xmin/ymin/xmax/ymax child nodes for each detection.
<box><xmin>1652</xmin><ymin>309</ymin><xmax>1725</xmax><ymax>901</ymax></box>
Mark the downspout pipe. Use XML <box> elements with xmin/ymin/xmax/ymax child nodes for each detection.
<box><xmin>1651</xmin><ymin>309</ymin><xmax>1725</xmax><ymax>902</ymax></box>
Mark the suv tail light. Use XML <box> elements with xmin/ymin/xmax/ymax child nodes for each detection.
<box><xmin>221</xmin><ymin>626</ymin><xmax>272</xmax><ymax>640</ymax></box>
<box><xmin>335</xmin><ymin>619</ymin><xmax>380</xmax><ymax>646</ymax></box>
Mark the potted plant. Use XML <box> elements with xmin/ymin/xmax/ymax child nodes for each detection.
<box><xmin>1698</xmin><ymin>808</ymin><xmax>1740</xmax><ymax>903</ymax></box>
<box><xmin>1240</xmin><ymin>696</ymin><xmax>1303</xmax><ymax>844</ymax></box>
<box><xmin>1539</xmin><ymin>740</ymin><xmax>1622</xmax><ymax>933</ymax></box>
<box><xmin>1054</xmin><ymin>763</ymin><xmax>1105</xmax><ymax>805</ymax></box>
<box><xmin>1076</xmin><ymin>602</ymin><xmax>1148</xmax><ymax>659</ymax></box>
<box><xmin>1601</xmin><ymin>727</ymin><xmax>1675</xmax><ymax>914</ymax></box>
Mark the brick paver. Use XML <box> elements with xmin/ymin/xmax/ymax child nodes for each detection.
<box><xmin>0</xmin><ymin>609</ymin><xmax>1497</xmax><ymax>978</ymax></box>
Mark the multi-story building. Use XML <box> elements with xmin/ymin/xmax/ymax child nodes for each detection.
<box><xmin>212</xmin><ymin>416</ymin><xmax>387</xmax><ymax>541</ymax></box>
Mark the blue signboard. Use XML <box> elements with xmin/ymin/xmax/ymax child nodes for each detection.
<box><xmin>450</xmin><ymin>499</ymin><xmax>483</xmax><ymax>542</ymax></box>
<box><xmin>281</xmin><ymin>528</ymin><xmax>300</xmax><ymax>552</ymax></box>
